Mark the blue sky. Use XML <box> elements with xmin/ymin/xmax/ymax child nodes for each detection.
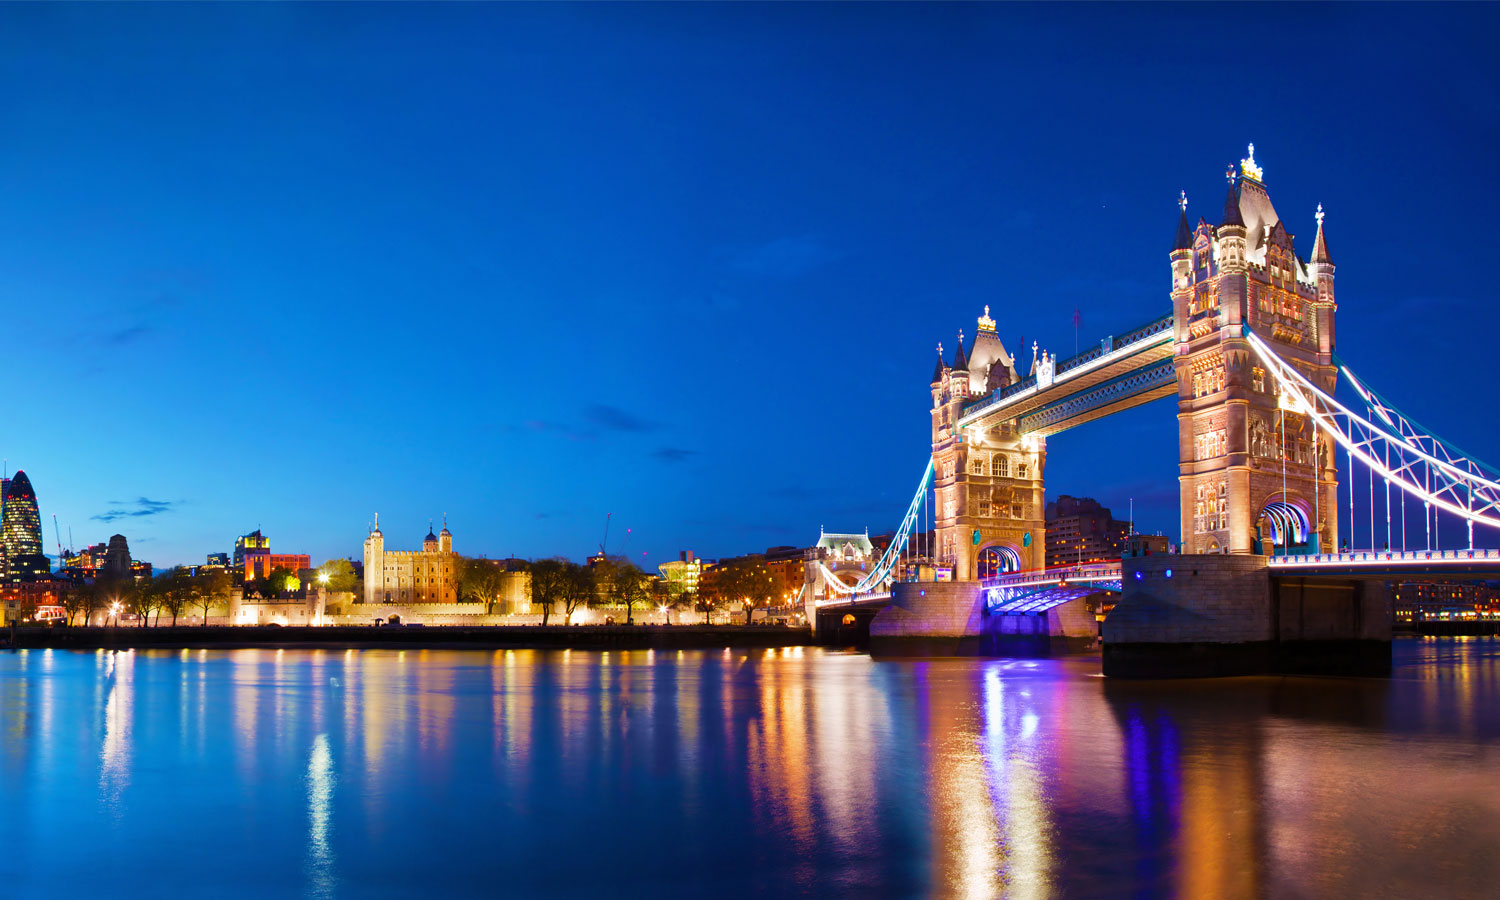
<box><xmin>3</xmin><ymin>3</ymin><xmax>1498</xmax><ymax>567</ymax></box>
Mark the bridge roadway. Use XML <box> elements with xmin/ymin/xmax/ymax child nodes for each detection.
<box><xmin>958</xmin><ymin>312</ymin><xmax>1175</xmax><ymax>437</ymax></box>
<box><xmin>1267</xmin><ymin>548</ymin><xmax>1500</xmax><ymax>580</ymax></box>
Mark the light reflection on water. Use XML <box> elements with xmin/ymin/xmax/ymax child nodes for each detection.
<box><xmin>1</xmin><ymin>641</ymin><xmax>1500</xmax><ymax>896</ymax></box>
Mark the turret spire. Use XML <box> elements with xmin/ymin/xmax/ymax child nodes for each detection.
<box><xmin>1221</xmin><ymin>171</ymin><xmax>1245</xmax><ymax>228</ymax></box>
<box><xmin>1173</xmin><ymin>190</ymin><xmax>1193</xmax><ymax>251</ymax></box>
<box><xmin>1311</xmin><ymin>203</ymin><xmax>1333</xmax><ymax>264</ymax></box>
<box><xmin>931</xmin><ymin>342</ymin><xmax>947</xmax><ymax>384</ymax></box>
<box><xmin>952</xmin><ymin>331</ymin><xmax>968</xmax><ymax>369</ymax></box>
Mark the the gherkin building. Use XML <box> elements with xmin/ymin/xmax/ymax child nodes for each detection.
<box><xmin>1</xmin><ymin>470</ymin><xmax>49</xmax><ymax>582</ymax></box>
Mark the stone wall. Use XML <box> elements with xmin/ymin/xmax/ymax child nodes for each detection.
<box><xmin>1105</xmin><ymin>554</ymin><xmax>1272</xmax><ymax>645</ymax></box>
<box><xmin>871</xmin><ymin>582</ymin><xmax>986</xmax><ymax>638</ymax></box>
<box><xmin>1104</xmin><ymin>555</ymin><xmax>1391</xmax><ymax>677</ymax></box>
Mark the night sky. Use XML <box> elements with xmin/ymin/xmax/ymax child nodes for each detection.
<box><xmin>4</xmin><ymin>3</ymin><xmax>1498</xmax><ymax>568</ymax></box>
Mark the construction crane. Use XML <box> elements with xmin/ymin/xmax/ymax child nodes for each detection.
<box><xmin>599</xmin><ymin>512</ymin><xmax>612</xmax><ymax>555</ymax></box>
<box><xmin>53</xmin><ymin>514</ymin><xmax>64</xmax><ymax>566</ymax></box>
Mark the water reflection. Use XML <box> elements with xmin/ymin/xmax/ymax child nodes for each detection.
<box><xmin>0</xmin><ymin>642</ymin><xmax>1499</xmax><ymax>896</ymax></box>
<box><xmin>98</xmin><ymin>650</ymin><xmax>132</xmax><ymax>814</ymax></box>
<box><xmin>306</xmin><ymin>732</ymin><xmax>336</xmax><ymax>898</ymax></box>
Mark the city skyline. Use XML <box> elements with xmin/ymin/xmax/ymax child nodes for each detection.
<box><xmin>5</xmin><ymin>4</ymin><xmax>1500</xmax><ymax>568</ymax></box>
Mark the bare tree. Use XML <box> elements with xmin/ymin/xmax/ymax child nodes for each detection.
<box><xmin>61</xmin><ymin>581</ymin><xmax>101</xmax><ymax>627</ymax></box>
<box><xmin>528</xmin><ymin>558</ymin><xmax>566</xmax><ymax>626</ymax></box>
<box><xmin>194</xmin><ymin>569</ymin><xmax>231</xmax><ymax>625</ymax></box>
<box><xmin>158</xmin><ymin>568</ymin><xmax>192</xmax><ymax>627</ymax></box>
<box><xmin>560</xmin><ymin>561</ymin><xmax>596</xmax><ymax>625</ymax></box>
<box><xmin>128</xmin><ymin>578</ymin><xmax>163</xmax><ymax>627</ymax></box>
<box><xmin>597</xmin><ymin>556</ymin><xmax>652</xmax><ymax>625</ymax></box>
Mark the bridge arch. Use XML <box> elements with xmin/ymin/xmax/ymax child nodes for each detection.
<box><xmin>977</xmin><ymin>544</ymin><xmax>1023</xmax><ymax>579</ymax></box>
<box><xmin>1257</xmin><ymin>498</ymin><xmax>1311</xmax><ymax>552</ymax></box>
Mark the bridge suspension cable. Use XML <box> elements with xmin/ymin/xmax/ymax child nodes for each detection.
<box><xmin>1244</xmin><ymin>330</ymin><xmax>1500</xmax><ymax>546</ymax></box>
<box><xmin>814</xmin><ymin>458</ymin><xmax>933</xmax><ymax>597</ymax></box>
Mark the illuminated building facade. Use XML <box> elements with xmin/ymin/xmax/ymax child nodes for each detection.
<box><xmin>657</xmin><ymin>550</ymin><xmax>704</xmax><ymax>594</ymax></box>
<box><xmin>763</xmin><ymin>545</ymin><xmax>806</xmax><ymax>606</ymax></box>
<box><xmin>930</xmin><ymin>308</ymin><xmax>1046</xmax><ymax>579</ymax></box>
<box><xmin>1</xmin><ymin>470</ymin><xmax>49</xmax><ymax>583</ymax></box>
<box><xmin>233</xmin><ymin>529</ymin><xmax>271</xmax><ymax>569</ymax></box>
<box><xmin>1393</xmin><ymin>581</ymin><xmax>1500</xmax><ymax>623</ymax></box>
<box><xmin>1045</xmin><ymin>496</ymin><xmax>1129</xmax><ymax>568</ymax></box>
<box><xmin>243</xmin><ymin>553</ymin><xmax>312</xmax><ymax>581</ymax></box>
<box><xmin>1124</xmin><ymin>532</ymin><xmax>1171</xmax><ymax>557</ymax></box>
<box><xmin>1173</xmin><ymin>147</ymin><xmax>1338</xmax><ymax>555</ymax></box>
<box><xmin>362</xmin><ymin>516</ymin><xmax>457</xmax><ymax>604</ymax></box>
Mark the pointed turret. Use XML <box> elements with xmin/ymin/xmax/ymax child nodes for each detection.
<box><xmin>951</xmin><ymin>331</ymin><xmax>968</xmax><ymax>371</ymax></box>
<box><xmin>1173</xmin><ymin>190</ymin><xmax>1193</xmax><ymax>251</ymax></box>
<box><xmin>930</xmin><ymin>343</ymin><xmax>947</xmax><ymax>385</ymax></box>
<box><xmin>1309</xmin><ymin>204</ymin><xmax>1336</xmax><ymax>356</ymax></box>
<box><xmin>1215</xmin><ymin>163</ymin><xmax>1248</xmax><ymax>276</ymax></box>
<box><xmin>1221</xmin><ymin>176</ymin><xmax>1244</xmax><ymax>228</ymax></box>
<box><xmin>1310</xmin><ymin>203</ymin><xmax>1333</xmax><ymax>264</ymax></box>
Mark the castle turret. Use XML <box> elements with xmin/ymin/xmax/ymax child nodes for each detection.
<box><xmin>1170</xmin><ymin>191</ymin><xmax>1195</xmax><ymax>340</ymax></box>
<box><xmin>363</xmin><ymin>515</ymin><xmax>384</xmax><ymax>605</ymax></box>
<box><xmin>423</xmin><ymin>521</ymin><xmax>439</xmax><ymax>553</ymax></box>
<box><xmin>1310</xmin><ymin>204</ymin><xmax>1336</xmax><ymax>356</ymax></box>
<box><xmin>946</xmin><ymin>331</ymin><xmax>970</xmax><ymax>400</ymax></box>
<box><xmin>1215</xmin><ymin>162</ymin><xmax>1249</xmax><ymax>329</ymax></box>
<box><xmin>439</xmin><ymin>515</ymin><xmax>453</xmax><ymax>554</ymax></box>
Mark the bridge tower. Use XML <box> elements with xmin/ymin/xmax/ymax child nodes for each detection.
<box><xmin>930</xmin><ymin>308</ymin><xmax>1047</xmax><ymax>580</ymax></box>
<box><xmin>1172</xmin><ymin>146</ymin><xmax>1339</xmax><ymax>555</ymax></box>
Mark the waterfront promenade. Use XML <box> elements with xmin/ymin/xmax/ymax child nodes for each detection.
<box><xmin>3</xmin><ymin>623</ymin><xmax>816</xmax><ymax>651</ymax></box>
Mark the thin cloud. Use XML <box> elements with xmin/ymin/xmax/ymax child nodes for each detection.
<box><xmin>92</xmin><ymin>497</ymin><xmax>176</xmax><ymax>523</ymax></box>
<box><xmin>585</xmin><ymin>404</ymin><xmax>659</xmax><ymax>433</ymax></box>
<box><xmin>652</xmin><ymin>447</ymin><xmax>696</xmax><ymax>463</ymax></box>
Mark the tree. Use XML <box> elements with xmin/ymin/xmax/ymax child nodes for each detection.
<box><xmin>560</xmin><ymin>561</ymin><xmax>596</xmax><ymax>625</ymax></box>
<box><xmin>61</xmin><ymin>581</ymin><xmax>101</xmax><ymax>627</ymax></box>
<box><xmin>257</xmin><ymin>568</ymin><xmax>298</xmax><ymax>599</ymax></box>
<box><xmin>528</xmin><ymin>558</ymin><xmax>566</xmax><ymax>626</ymax></box>
<box><xmin>734</xmin><ymin>558</ymin><xmax>778</xmax><ymax>624</ymax></box>
<box><xmin>127</xmin><ymin>578</ymin><xmax>163</xmax><ymax>627</ymax></box>
<box><xmin>98</xmin><ymin>576</ymin><xmax>132</xmax><ymax>626</ymax></box>
<box><xmin>456</xmin><ymin>556</ymin><xmax>510</xmax><ymax>611</ymax></box>
<box><xmin>193</xmin><ymin>569</ymin><xmax>231</xmax><ymax>625</ymax></box>
<box><xmin>651</xmin><ymin>580</ymin><xmax>681</xmax><ymax>625</ymax></box>
<box><xmin>704</xmin><ymin>557</ymin><xmax>778</xmax><ymax>625</ymax></box>
<box><xmin>158</xmin><ymin>568</ymin><xmax>193</xmax><ymax>627</ymax></box>
<box><xmin>316</xmin><ymin>559</ymin><xmax>360</xmax><ymax>594</ymax></box>
<box><xmin>596</xmin><ymin>556</ymin><xmax>653</xmax><ymax>625</ymax></box>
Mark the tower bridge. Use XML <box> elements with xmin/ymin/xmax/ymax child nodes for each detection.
<box><xmin>802</xmin><ymin>145</ymin><xmax>1500</xmax><ymax>675</ymax></box>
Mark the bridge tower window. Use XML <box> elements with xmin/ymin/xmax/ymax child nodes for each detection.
<box><xmin>993</xmin><ymin>455</ymin><xmax>1008</xmax><ymax>477</ymax></box>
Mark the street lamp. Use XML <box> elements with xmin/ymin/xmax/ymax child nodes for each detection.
<box><xmin>109</xmin><ymin>601</ymin><xmax>122</xmax><ymax>628</ymax></box>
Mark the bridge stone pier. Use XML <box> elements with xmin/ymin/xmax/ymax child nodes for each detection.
<box><xmin>870</xmin><ymin>579</ymin><xmax>1101</xmax><ymax>656</ymax></box>
<box><xmin>1104</xmin><ymin>555</ymin><xmax>1391</xmax><ymax>677</ymax></box>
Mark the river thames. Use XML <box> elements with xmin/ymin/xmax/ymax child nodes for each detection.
<box><xmin>0</xmin><ymin>639</ymin><xmax>1497</xmax><ymax>898</ymax></box>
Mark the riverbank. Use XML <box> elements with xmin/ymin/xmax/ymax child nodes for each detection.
<box><xmin>2</xmin><ymin>624</ymin><xmax>818</xmax><ymax>651</ymax></box>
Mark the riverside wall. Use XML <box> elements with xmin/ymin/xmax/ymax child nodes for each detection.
<box><xmin>1103</xmin><ymin>554</ymin><xmax>1391</xmax><ymax>678</ymax></box>
<box><xmin>2</xmin><ymin>624</ymin><xmax>814</xmax><ymax>651</ymax></box>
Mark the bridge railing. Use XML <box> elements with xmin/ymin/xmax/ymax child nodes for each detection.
<box><xmin>981</xmin><ymin>560</ymin><xmax>1123</xmax><ymax>590</ymax></box>
<box><xmin>1269</xmin><ymin>549</ymin><xmax>1500</xmax><ymax>568</ymax></box>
